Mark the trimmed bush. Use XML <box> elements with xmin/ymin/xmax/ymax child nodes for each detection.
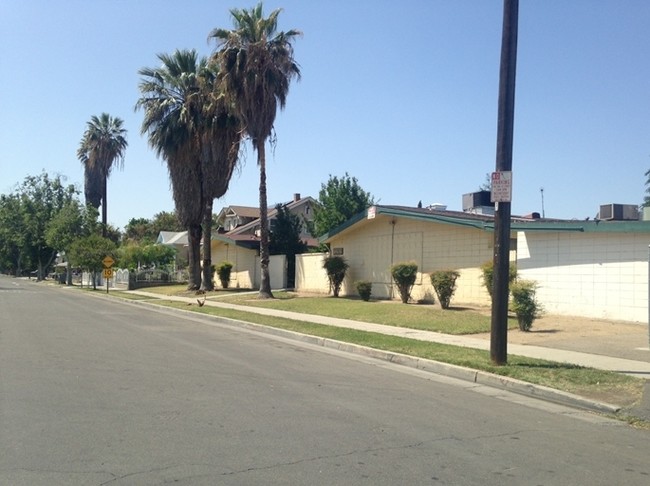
<box><xmin>355</xmin><ymin>280</ymin><xmax>372</xmax><ymax>301</ymax></box>
<box><xmin>510</xmin><ymin>279</ymin><xmax>543</xmax><ymax>331</ymax></box>
<box><xmin>323</xmin><ymin>256</ymin><xmax>348</xmax><ymax>297</ymax></box>
<box><xmin>391</xmin><ymin>262</ymin><xmax>418</xmax><ymax>304</ymax></box>
<box><xmin>429</xmin><ymin>270</ymin><xmax>460</xmax><ymax>309</ymax></box>
<box><xmin>216</xmin><ymin>261</ymin><xmax>233</xmax><ymax>289</ymax></box>
<box><xmin>480</xmin><ymin>260</ymin><xmax>518</xmax><ymax>297</ymax></box>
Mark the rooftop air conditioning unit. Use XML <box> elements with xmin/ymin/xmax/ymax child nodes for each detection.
<box><xmin>462</xmin><ymin>191</ymin><xmax>493</xmax><ymax>211</ymax></box>
<box><xmin>599</xmin><ymin>204</ymin><xmax>639</xmax><ymax>221</ymax></box>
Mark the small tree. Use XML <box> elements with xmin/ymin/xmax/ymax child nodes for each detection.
<box><xmin>323</xmin><ymin>256</ymin><xmax>348</xmax><ymax>297</ymax></box>
<box><xmin>480</xmin><ymin>260</ymin><xmax>518</xmax><ymax>297</ymax></box>
<box><xmin>216</xmin><ymin>261</ymin><xmax>233</xmax><ymax>289</ymax></box>
<box><xmin>391</xmin><ymin>262</ymin><xmax>418</xmax><ymax>304</ymax></box>
<box><xmin>68</xmin><ymin>234</ymin><xmax>117</xmax><ymax>290</ymax></box>
<box><xmin>510</xmin><ymin>280</ymin><xmax>543</xmax><ymax>331</ymax></box>
<box><xmin>430</xmin><ymin>270</ymin><xmax>460</xmax><ymax>309</ymax></box>
<box><xmin>355</xmin><ymin>280</ymin><xmax>372</xmax><ymax>301</ymax></box>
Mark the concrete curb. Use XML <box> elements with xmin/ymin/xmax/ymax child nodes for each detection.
<box><xmin>116</xmin><ymin>295</ymin><xmax>623</xmax><ymax>415</ymax></box>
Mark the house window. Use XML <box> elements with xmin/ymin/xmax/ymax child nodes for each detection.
<box><xmin>333</xmin><ymin>247</ymin><xmax>344</xmax><ymax>256</ymax></box>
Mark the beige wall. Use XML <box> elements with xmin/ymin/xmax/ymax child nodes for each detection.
<box><xmin>211</xmin><ymin>241</ymin><xmax>288</xmax><ymax>290</ymax></box>
<box><xmin>327</xmin><ymin>214</ymin><xmax>493</xmax><ymax>305</ymax></box>
<box><xmin>211</xmin><ymin>242</ymin><xmax>258</xmax><ymax>289</ymax></box>
<box><xmin>295</xmin><ymin>253</ymin><xmax>330</xmax><ymax>294</ymax></box>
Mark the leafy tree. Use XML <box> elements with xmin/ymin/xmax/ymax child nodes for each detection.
<box><xmin>136</xmin><ymin>49</ymin><xmax>241</xmax><ymax>291</ymax></box>
<box><xmin>45</xmin><ymin>200</ymin><xmax>85</xmax><ymax>284</ymax></box>
<box><xmin>123</xmin><ymin>211</ymin><xmax>184</xmax><ymax>244</ymax></box>
<box><xmin>123</xmin><ymin>217</ymin><xmax>153</xmax><ymax>243</ymax></box>
<box><xmin>313</xmin><ymin>173</ymin><xmax>374</xmax><ymax>237</ymax></box>
<box><xmin>0</xmin><ymin>193</ymin><xmax>26</xmax><ymax>275</ymax></box>
<box><xmin>68</xmin><ymin>234</ymin><xmax>116</xmax><ymax>290</ymax></box>
<box><xmin>19</xmin><ymin>173</ymin><xmax>78</xmax><ymax>280</ymax></box>
<box><xmin>269</xmin><ymin>204</ymin><xmax>307</xmax><ymax>287</ymax></box>
<box><xmin>210</xmin><ymin>2</ymin><xmax>301</xmax><ymax>298</ymax></box>
<box><xmin>118</xmin><ymin>242</ymin><xmax>176</xmax><ymax>270</ymax></box>
<box><xmin>323</xmin><ymin>256</ymin><xmax>348</xmax><ymax>297</ymax></box>
<box><xmin>151</xmin><ymin>211</ymin><xmax>183</xmax><ymax>234</ymax></box>
<box><xmin>77</xmin><ymin>113</ymin><xmax>128</xmax><ymax>237</ymax></box>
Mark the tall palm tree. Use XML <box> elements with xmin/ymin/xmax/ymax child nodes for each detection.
<box><xmin>77</xmin><ymin>113</ymin><xmax>128</xmax><ymax>237</ymax></box>
<box><xmin>135</xmin><ymin>49</ymin><xmax>241</xmax><ymax>290</ymax></box>
<box><xmin>210</xmin><ymin>2</ymin><xmax>301</xmax><ymax>298</ymax></box>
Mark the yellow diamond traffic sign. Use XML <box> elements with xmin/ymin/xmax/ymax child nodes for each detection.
<box><xmin>102</xmin><ymin>256</ymin><xmax>115</xmax><ymax>268</ymax></box>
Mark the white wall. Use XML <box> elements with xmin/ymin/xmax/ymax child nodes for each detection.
<box><xmin>517</xmin><ymin>231</ymin><xmax>649</xmax><ymax>322</ymax></box>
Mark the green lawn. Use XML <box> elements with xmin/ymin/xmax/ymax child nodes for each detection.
<box><xmin>111</xmin><ymin>286</ymin><xmax>645</xmax><ymax>417</ymax></box>
<box><xmin>183</xmin><ymin>290</ymin><xmax>516</xmax><ymax>335</ymax></box>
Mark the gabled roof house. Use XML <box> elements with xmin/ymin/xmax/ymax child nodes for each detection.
<box><xmin>210</xmin><ymin>193</ymin><xmax>318</xmax><ymax>289</ymax></box>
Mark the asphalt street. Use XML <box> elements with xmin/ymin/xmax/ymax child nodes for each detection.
<box><xmin>1</xmin><ymin>276</ymin><xmax>650</xmax><ymax>485</ymax></box>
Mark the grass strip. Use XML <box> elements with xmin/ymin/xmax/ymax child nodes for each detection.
<box><xmin>153</xmin><ymin>299</ymin><xmax>643</xmax><ymax>406</ymax></box>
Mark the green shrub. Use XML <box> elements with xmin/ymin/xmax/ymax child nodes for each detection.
<box><xmin>480</xmin><ymin>260</ymin><xmax>518</xmax><ymax>297</ymax></box>
<box><xmin>216</xmin><ymin>261</ymin><xmax>233</xmax><ymax>289</ymax></box>
<box><xmin>391</xmin><ymin>262</ymin><xmax>418</xmax><ymax>304</ymax></box>
<box><xmin>510</xmin><ymin>279</ymin><xmax>543</xmax><ymax>331</ymax></box>
<box><xmin>323</xmin><ymin>256</ymin><xmax>349</xmax><ymax>297</ymax></box>
<box><xmin>429</xmin><ymin>270</ymin><xmax>460</xmax><ymax>309</ymax></box>
<box><xmin>355</xmin><ymin>280</ymin><xmax>372</xmax><ymax>301</ymax></box>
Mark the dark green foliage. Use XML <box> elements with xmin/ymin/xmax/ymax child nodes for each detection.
<box><xmin>118</xmin><ymin>243</ymin><xmax>176</xmax><ymax>270</ymax></box>
<box><xmin>430</xmin><ymin>270</ymin><xmax>460</xmax><ymax>309</ymax></box>
<box><xmin>391</xmin><ymin>262</ymin><xmax>418</xmax><ymax>304</ymax></box>
<box><xmin>480</xmin><ymin>260</ymin><xmax>518</xmax><ymax>297</ymax></box>
<box><xmin>355</xmin><ymin>280</ymin><xmax>372</xmax><ymax>301</ymax></box>
<box><xmin>313</xmin><ymin>173</ymin><xmax>374</xmax><ymax>237</ymax></box>
<box><xmin>68</xmin><ymin>234</ymin><xmax>117</xmax><ymax>290</ymax></box>
<box><xmin>510</xmin><ymin>280</ymin><xmax>543</xmax><ymax>331</ymax></box>
<box><xmin>0</xmin><ymin>172</ymin><xmax>79</xmax><ymax>279</ymax></box>
<box><xmin>269</xmin><ymin>204</ymin><xmax>308</xmax><ymax>287</ymax></box>
<box><xmin>216</xmin><ymin>261</ymin><xmax>234</xmax><ymax>289</ymax></box>
<box><xmin>269</xmin><ymin>204</ymin><xmax>308</xmax><ymax>255</ymax></box>
<box><xmin>323</xmin><ymin>256</ymin><xmax>348</xmax><ymax>297</ymax></box>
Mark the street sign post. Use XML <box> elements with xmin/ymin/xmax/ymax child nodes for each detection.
<box><xmin>102</xmin><ymin>256</ymin><xmax>114</xmax><ymax>293</ymax></box>
<box><xmin>491</xmin><ymin>171</ymin><xmax>512</xmax><ymax>203</ymax></box>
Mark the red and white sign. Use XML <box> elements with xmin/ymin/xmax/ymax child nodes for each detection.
<box><xmin>491</xmin><ymin>171</ymin><xmax>512</xmax><ymax>203</ymax></box>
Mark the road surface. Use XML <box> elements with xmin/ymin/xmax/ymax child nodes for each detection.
<box><xmin>1</xmin><ymin>276</ymin><xmax>649</xmax><ymax>485</ymax></box>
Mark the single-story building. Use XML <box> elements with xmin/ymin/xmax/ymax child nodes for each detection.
<box><xmin>314</xmin><ymin>204</ymin><xmax>650</xmax><ymax>323</ymax></box>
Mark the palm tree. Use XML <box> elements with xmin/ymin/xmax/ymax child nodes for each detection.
<box><xmin>135</xmin><ymin>49</ymin><xmax>241</xmax><ymax>290</ymax></box>
<box><xmin>77</xmin><ymin>113</ymin><xmax>128</xmax><ymax>237</ymax></box>
<box><xmin>209</xmin><ymin>2</ymin><xmax>301</xmax><ymax>298</ymax></box>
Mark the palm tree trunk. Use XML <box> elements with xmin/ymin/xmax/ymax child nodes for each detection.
<box><xmin>201</xmin><ymin>198</ymin><xmax>214</xmax><ymax>291</ymax></box>
<box><xmin>187</xmin><ymin>223</ymin><xmax>202</xmax><ymax>290</ymax></box>
<box><xmin>102</xmin><ymin>174</ymin><xmax>108</xmax><ymax>238</ymax></box>
<box><xmin>257</xmin><ymin>142</ymin><xmax>273</xmax><ymax>298</ymax></box>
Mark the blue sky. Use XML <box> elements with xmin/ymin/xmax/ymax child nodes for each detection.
<box><xmin>1</xmin><ymin>0</ymin><xmax>649</xmax><ymax>230</ymax></box>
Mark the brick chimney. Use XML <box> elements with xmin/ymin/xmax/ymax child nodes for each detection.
<box><xmin>293</xmin><ymin>193</ymin><xmax>301</xmax><ymax>202</ymax></box>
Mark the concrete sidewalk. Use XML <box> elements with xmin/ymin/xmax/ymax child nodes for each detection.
<box><xmin>129</xmin><ymin>290</ymin><xmax>650</xmax><ymax>379</ymax></box>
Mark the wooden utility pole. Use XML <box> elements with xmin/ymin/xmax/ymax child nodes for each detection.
<box><xmin>491</xmin><ymin>0</ymin><xmax>519</xmax><ymax>365</ymax></box>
